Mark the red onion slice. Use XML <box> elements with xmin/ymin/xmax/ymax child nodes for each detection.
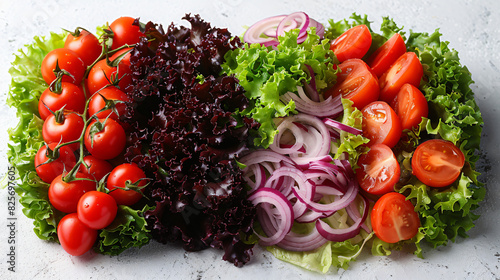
<box><xmin>277</xmin><ymin>226</ymin><xmax>328</xmax><ymax>252</ymax></box>
<box><xmin>323</xmin><ymin>118</ymin><xmax>362</xmax><ymax>135</ymax></box>
<box><xmin>280</xmin><ymin>88</ymin><xmax>343</xmax><ymax>118</ymax></box>
<box><xmin>239</xmin><ymin>150</ymin><xmax>295</xmax><ymax>167</ymax></box>
<box><xmin>276</xmin><ymin>12</ymin><xmax>310</xmax><ymax>39</ymax></box>
<box><xmin>243</xmin><ymin>15</ymin><xmax>286</xmax><ymax>45</ymax></box>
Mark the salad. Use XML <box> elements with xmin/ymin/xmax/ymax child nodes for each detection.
<box><xmin>5</xmin><ymin>11</ymin><xmax>484</xmax><ymax>273</ymax></box>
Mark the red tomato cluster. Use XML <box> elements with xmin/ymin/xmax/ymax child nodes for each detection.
<box><xmin>34</xmin><ymin>17</ymin><xmax>149</xmax><ymax>256</ymax></box>
<box><xmin>327</xmin><ymin>25</ymin><xmax>467</xmax><ymax>244</ymax></box>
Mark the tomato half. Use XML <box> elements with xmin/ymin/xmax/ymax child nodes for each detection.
<box><xmin>330</xmin><ymin>25</ymin><xmax>372</xmax><ymax>63</ymax></box>
<box><xmin>391</xmin><ymin>84</ymin><xmax>428</xmax><ymax>131</ymax></box>
<box><xmin>356</xmin><ymin>144</ymin><xmax>400</xmax><ymax>195</ymax></box>
<box><xmin>109</xmin><ymin>17</ymin><xmax>144</xmax><ymax>50</ymax></box>
<box><xmin>57</xmin><ymin>213</ymin><xmax>97</xmax><ymax>256</ymax></box>
<box><xmin>64</xmin><ymin>29</ymin><xmax>102</xmax><ymax>66</ymax></box>
<box><xmin>361</xmin><ymin>101</ymin><xmax>402</xmax><ymax>148</ymax></box>
<box><xmin>84</xmin><ymin>118</ymin><xmax>126</xmax><ymax>160</ymax></box>
<box><xmin>86</xmin><ymin>58</ymin><xmax>133</xmax><ymax>97</ymax></box>
<box><xmin>77</xmin><ymin>191</ymin><xmax>117</xmax><ymax>230</ymax></box>
<box><xmin>88</xmin><ymin>86</ymin><xmax>131</xmax><ymax>120</ymax></box>
<box><xmin>78</xmin><ymin>156</ymin><xmax>114</xmax><ymax>181</ymax></box>
<box><xmin>48</xmin><ymin>173</ymin><xmax>97</xmax><ymax>213</ymax></box>
<box><xmin>38</xmin><ymin>82</ymin><xmax>86</xmax><ymax>120</ymax></box>
<box><xmin>42</xmin><ymin>112</ymin><xmax>84</xmax><ymax>151</ymax></box>
<box><xmin>411</xmin><ymin>139</ymin><xmax>465</xmax><ymax>188</ymax></box>
<box><xmin>379</xmin><ymin>52</ymin><xmax>423</xmax><ymax>103</ymax></box>
<box><xmin>41</xmin><ymin>48</ymin><xmax>86</xmax><ymax>86</ymax></box>
<box><xmin>323</xmin><ymin>59</ymin><xmax>379</xmax><ymax>110</ymax></box>
<box><xmin>366</xmin><ymin>33</ymin><xmax>407</xmax><ymax>77</ymax></box>
<box><xmin>107</xmin><ymin>163</ymin><xmax>148</xmax><ymax>206</ymax></box>
<box><xmin>371</xmin><ymin>192</ymin><xmax>420</xmax><ymax>243</ymax></box>
<box><xmin>35</xmin><ymin>143</ymin><xmax>76</xmax><ymax>184</ymax></box>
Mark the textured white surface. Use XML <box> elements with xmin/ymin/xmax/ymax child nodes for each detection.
<box><xmin>0</xmin><ymin>0</ymin><xmax>499</xmax><ymax>279</ymax></box>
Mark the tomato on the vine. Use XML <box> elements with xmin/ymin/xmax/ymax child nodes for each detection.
<box><xmin>371</xmin><ymin>192</ymin><xmax>420</xmax><ymax>243</ymax></box>
<box><xmin>361</xmin><ymin>101</ymin><xmax>402</xmax><ymax>148</ymax></box>
<box><xmin>57</xmin><ymin>213</ymin><xmax>97</xmax><ymax>256</ymax></box>
<box><xmin>35</xmin><ymin>143</ymin><xmax>76</xmax><ymax>184</ymax></box>
<box><xmin>42</xmin><ymin>112</ymin><xmax>84</xmax><ymax>151</ymax></box>
<box><xmin>391</xmin><ymin>83</ymin><xmax>428</xmax><ymax>131</ymax></box>
<box><xmin>86</xmin><ymin>58</ymin><xmax>132</xmax><ymax>96</ymax></box>
<box><xmin>48</xmin><ymin>173</ymin><xmax>96</xmax><ymax>213</ymax></box>
<box><xmin>78</xmin><ymin>156</ymin><xmax>114</xmax><ymax>181</ymax></box>
<box><xmin>330</xmin><ymin>25</ymin><xmax>372</xmax><ymax>63</ymax></box>
<box><xmin>64</xmin><ymin>29</ymin><xmax>102</xmax><ymax>66</ymax></box>
<box><xmin>356</xmin><ymin>144</ymin><xmax>400</xmax><ymax>195</ymax></box>
<box><xmin>88</xmin><ymin>86</ymin><xmax>131</xmax><ymax>120</ymax></box>
<box><xmin>77</xmin><ymin>191</ymin><xmax>117</xmax><ymax>230</ymax></box>
<box><xmin>107</xmin><ymin>163</ymin><xmax>148</xmax><ymax>206</ymax></box>
<box><xmin>366</xmin><ymin>33</ymin><xmax>407</xmax><ymax>77</ymax></box>
<box><xmin>41</xmin><ymin>48</ymin><xmax>86</xmax><ymax>86</ymax></box>
<box><xmin>109</xmin><ymin>16</ymin><xmax>144</xmax><ymax>50</ymax></box>
<box><xmin>84</xmin><ymin>118</ymin><xmax>126</xmax><ymax>160</ymax></box>
<box><xmin>379</xmin><ymin>52</ymin><xmax>423</xmax><ymax>103</ymax></box>
<box><xmin>411</xmin><ymin>139</ymin><xmax>465</xmax><ymax>188</ymax></box>
<box><xmin>38</xmin><ymin>82</ymin><xmax>86</xmax><ymax>121</ymax></box>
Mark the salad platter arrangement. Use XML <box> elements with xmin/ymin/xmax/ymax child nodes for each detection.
<box><xmin>1</xmin><ymin>2</ymin><xmax>495</xmax><ymax>278</ymax></box>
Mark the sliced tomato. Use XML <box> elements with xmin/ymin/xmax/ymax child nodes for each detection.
<box><xmin>391</xmin><ymin>84</ymin><xmax>428</xmax><ymax>131</ymax></box>
<box><xmin>361</xmin><ymin>101</ymin><xmax>402</xmax><ymax>148</ymax></box>
<box><xmin>330</xmin><ymin>25</ymin><xmax>372</xmax><ymax>63</ymax></box>
<box><xmin>411</xmin><ymin>139</ymin><xmax>465</xmax><ymax>188</ymax></box>
<box><xmin>379</xmin><ymin>52</ymin><xmax>423</xmax><ymax>103</ymax></box>
<box><xmin>323</xmin><ymin>59</ymin><xmax>379</xmax><ymax>109</ymax></box>
<box><xmin>366</xmin><ymin>33</ymin><xmax>407</xmax><ymax>77</ymax></box>
<box><xmin>356</xmin><ymin>144</ymin><xmax>400</xmax><ymax>195</ymax></box>
<box><xmin>371</xmin><ymin>192</ymin><xmax>420</xmax><ymax>243</ymax></box>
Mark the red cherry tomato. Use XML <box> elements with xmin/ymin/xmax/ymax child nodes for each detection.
<box><xmin>371</xmin><ymin>192</ymin><xmax>420</xmax><ymax>243</ymax></box>
<box><xmin>86</xmin><ymin>58</ymin><xmax>133</xmax><ymax>97</ymax></box>
<box><xmin>84</xmin><ymin>118</ymin><xmax>126</xmax><ymax>160</ymax></box>
<box><xmin>109</xmin><ymin>17</ymin><xmax>144</xmax><ymax>50</ymax></box>
<box><xmin>77</xmin><ymin>191</ymin><xmax>118</xmax><ymax>230</ymax></box>
<box><xmin>48</xmin><ymin>173</ymin><xmax>96</xmax><ymax>213</ymax></box>
<box><xmin>41</xmin><ymin>48</ymin><xmax>86</xmax><ymax>86</ymax></box>
<box><xmin>107</xmin><ymin>163</ymin><xmax>148</xmax><ymax>206</ymax></box>
<box><xmin>38</xmin><ymin>82</ymin><xmax>86</xmax><ymax>121</ymax></box>
<box><xmin>361</xmin><ymin>101</ymin><xmax>402</xmax><ymax>148</ymax></box>
<box><xmin>323</xmin><ymin>59</ymin><xmax>379</xmax><ymax>110</ymax></box>
<box><xmin>88</xmin><ymin>86</ymin><xmax>131</xmax><ymax>120</ymax></box>
<box><xmin>64</xmin><ymin>29</ymin><xmax>102</xmax><ymax>66</ymax></box>
<box><xmin>78</xmin><ymin>156</ymin><xmax>114</xmax><ymax>181</ymax></box>
<box><xmin>57</xmin><ymin>213</ymin><xmax>97</xmax><ymax>256</ymax></box>
<box><xmin>411</xmin><ymin>139</ymin><xmax>465</xmax><ymax>188</ymax></box>
<box><xmin>330</xmin><ymin>25</ymin><xmax>372</xmax><ymax>63</ymax></box>
<box><xmin>379</xmin><ymin>52</ymin><xmax>423</xmax><ymax>103</ymax></box>
<box><xmin>356</xmin><ymin>144</ymin><xmax>401</xmax><ymax>195</ymax></box>
<box><xmin>35</xmin><ymin>143</ymin><xmax>76</xmax><ymax>184</ymax></box>
<box><xmin>366</xmin><ymin>33</ymin><xmax>407</xmax><ymax>77</ymax></box>
<box><xmin>391</xmin><ymin>84</ymin><xmax>428</xmax><ymax>131</ymax></box>
<box><xmin>42</xmin><ymin>112</ymin><xmax>84</xmax><ymax>151</ymax></box>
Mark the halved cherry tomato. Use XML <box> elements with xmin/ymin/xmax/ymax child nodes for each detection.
<box><xmin>77</xmin><ymin>191</ymin><xmax>117</xmax><ymax>230</ymax></box>
<box><xmin>391</xmin><ymin>84</ymin><xmax>428</xmax><ymax>131</ymax></box>
<box><xmin>42</xmin><ymin>112</ymin><xmax>84</xmax><ymax>151</ymax></box>
<box><xmin>84</xmin><ymin>118</ymin><xmax>126</xmax><ymax>160</ymax></box>
<box><xmin>78</xmin><ymin>156</ymin><xmax>114</xmax><ymax>181</ymax></box>
<box><xmin>107</xmin><ymin>163</ymin><xmax>148</xmax><ymax>206</ymax></box>
<box><xmin>371</xmin><ymin>192</ymin><xmax>420</xmax><ymax>243</ymax></box>
<box><xmin>38</xmin><ymin>82</ymin><xmax>86</xmax><ymax>121</ymax></box>
<box><xmin>86</xmin><ymin>58</ymin><xmax>133</xmax><ymax>97</ymax></box>
<box><xmin>366</xmin><ymin>33</ymin><xmax>407</xmax><ymax>77</ymax></box>
<box><xmin>88</xmin><ymin>86</ymin><xmax>131</xmax><ymax>120</ymax></box>
<box><xmin>35</xmin><ymin>143</ymin><xmax>76</xmax><ymax>184</ymax></box>
<box><xmin>64</xmin><ymin>29</ymin><xmax>102</xmax><ymax>66</ymax></box>
<box><xmin>109</xmin><ymin>17</ymin><xmax>144</xmax><ymax>50</ymax></box>
<box><xmin>41</xmin><ymin>48</ymin><xmax>86</xmax><ymax>86</ymax></box>
<box><xmin>411</xmin><ymin>139</ymin><xmax>465</xmax><ymax>188</ymax></box>
<box><xmin>323</xmin><ymin>59</ymin><xmax>379</xmax><ymax>109</ymax></box>
<box><xmin>356</xmin><ymin>144</ymin><xmax>400</xmax><ymax>195</ymax></box>
<box><xmin>379</xmin><ymin>52</ymin><xmax>423</xmax><ymax>103</ymax></box>
<box><xmin>330</xmin><ymin>25</ymin><xmax>372</xmax><ymax>63</ymax></box>
<box><xmin>57</xmin><ymin>213</ymin><xmax>97</xmax><ymax>256</ymax></box>
<box><xmin>48</xmin><ymin>173</ymin><xmax>96</xmax><ymax>213</ymax></box>
<box><xmin>361</xmin><ymin>101</ymin><xmax>402</xmax><ymax>148</ymax></box>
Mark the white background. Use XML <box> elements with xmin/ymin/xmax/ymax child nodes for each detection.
<box><xmin>1</xmin><ymin>0</ymin><xmax>499</xmax><ymax>279</ymax></box>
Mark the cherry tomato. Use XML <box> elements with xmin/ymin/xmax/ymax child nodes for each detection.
<box><xmin>323</xmin><ymin>59</ymin><xmax>379</xmax><ymax>110</ymax></box>
<box><xmin>38</xmin><ymin>82</ymin><xmax>86</xmax><ymax>121</ymax></box>
<box><xmin>361</xmin><ymin>101</ymin><xmax>402</xmax><ymax>148</ymax></box>
<box><xmin>88</xmin><ymin>86</ymin><xmax>131</xmax><ymax>120</ymax></box>
<box><xmin>109</xmin><ymin>16</ymin><xmax>144</xmax><ymax>50</ymax></box>
<box><xmin>84</xmin><ymin>118</ymin><xmax>126</xmax><ymax>160</ymax></box>
<box><xmin>379</xmin><ymin>52</ymin><xmax>423</xmax><ymax>103</ymax></box>
<box><xmin>77</xmin><ymin>191</ymin><xmax>117</xmax><ymax>230</ymax></box>
<box><xmin>107</xmin><ymin>163</ymin><xmax>147</xmax><ymax>206</ymax></box>
<box><xmin>356</xmin><ymin>144</ymin><xmax>401</xmax><ymax>195</ymax></box>
<box><xmin>371</xmin><ymin>192</ymin><xmax>420</xmax><ymax>243</ymax></box>
<box><xmin>86</xmin><ymin>58</ymin><xmax>133</xmax><ymax>97</ymax></box>
<box><xmin>49</xmin><ymin>173</ymin><xmax>96</xmax><ymax>213</ymax></box>
<box><xmin>78</xmin><ymin>156</ymin><xmax>114</xmax><ymax>181</ymax></box>
<box><xmin>57</xmin><ymin>213</ymin><xmax>97</xmax><ymax>256</ymax></box>
<box><xmin>42</xmin><ymin>112</ymin><xmax>84</xmax><ymax>151</ymax></box>
<box><xmin>35</xmin><ymin>143</ymin><xmax>76</xmax><ymax>184</ymax></box>
<box><xmin>391</xmin><ymin>84</ymin><xmax>428</xmax><ymax>131</ymax></box>
<box><xmin>366</xmin><ymin>33</ymin><xmax>407</xmax><ymax>77</ymax></box>
<box><xmin>41</xmin><ymin>48</ymin><xmax>86</xmax><ymax>86</ymax></box>
<box><xmin>330</xmin><ymin>25</ymin><xmax>372</xmax><ymax>63</ymax></box>
<box><xmin>411</xmin><ymin>139</ymin><xmax>465</xmax><ymax>188</ymax></box>
<box><xmin>64</xmin><ymin>29</ymin><xmax>102</xmax><ymax>66</ymax></box>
